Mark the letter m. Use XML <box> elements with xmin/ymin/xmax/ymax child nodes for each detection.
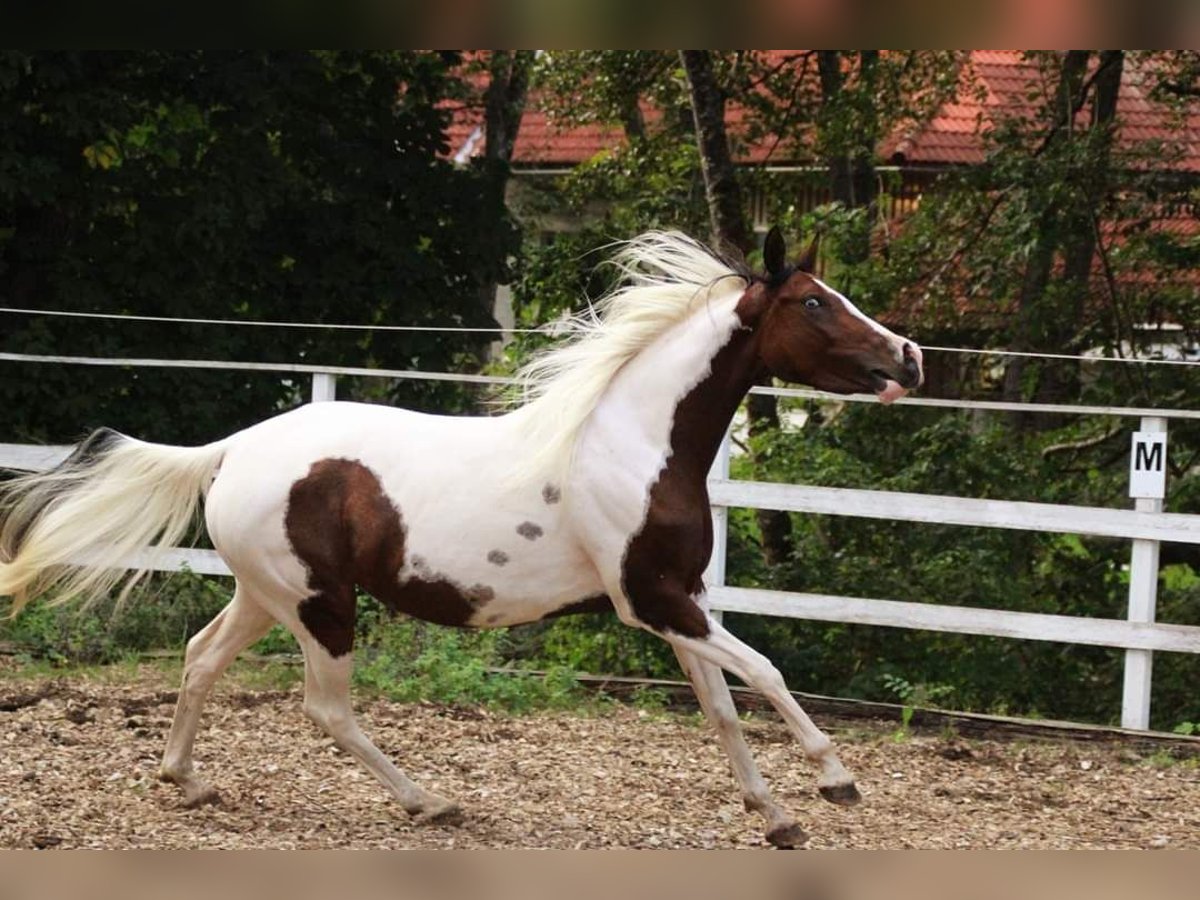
<box><xmin>1135</xmin><ymin>440</ymin><xmax>1163</xmax><ymax>472</ymax></box>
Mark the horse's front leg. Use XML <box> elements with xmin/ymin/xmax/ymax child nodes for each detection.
<box><xmin>666</xmin><ymin>611</ymin><xmax>860</xmax><ymax>807</ymax></box>
<box><xmin>672</xmin><ymin>643</ymin><xmax>807</xmax><ymax>848</ymax></box>
<box><xmin>600</xmin><ymin>568</ymin><xmax>858</xmax><ymax>846</ymax></box>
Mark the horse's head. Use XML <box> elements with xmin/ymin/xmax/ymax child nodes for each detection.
<box><xmin>742</xmin><ymin>227</ymin><xmax>923</xmax><ymax>404</ymax></box>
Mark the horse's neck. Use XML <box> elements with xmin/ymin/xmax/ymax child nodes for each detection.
<box><xmin>593</xmin><ymin>291</ymin><xmax>763</xmax><ymax>480</ymax></box>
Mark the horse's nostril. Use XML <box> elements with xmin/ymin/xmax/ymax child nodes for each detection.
<box><xmin>897</xmin><ymin>343</ymin><xmax>923</xmax><ymax>387</ymax></box>
<box><xmin>901</xmin><ymin>355</ymin><xmax>922</xmax><ymax>388</ymax></box>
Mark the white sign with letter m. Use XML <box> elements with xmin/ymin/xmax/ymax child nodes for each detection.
<box><xmin>1129</xmin><ymin>431</ymin><xmax>1167</xmax><ymax>499</ymax></box>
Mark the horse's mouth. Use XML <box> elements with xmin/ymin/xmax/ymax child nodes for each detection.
<box><xmin>869</xmin><ymin>369</ymin><xmax>908</xmax><ymax>405</ymax></box>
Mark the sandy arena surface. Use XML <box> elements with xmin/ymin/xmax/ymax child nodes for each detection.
<box><xmin>2</xmin><ymin>664</ymin><xmax>1199</xmax><ymax>850</ymax></box>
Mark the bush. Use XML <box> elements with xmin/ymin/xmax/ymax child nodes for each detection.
<box><xmin>352</xmin><ymin>598</ymin><xmax>587</xmax><ymax>712</ymax></box>
<box><xmin>0</xmin><ymin>571</ymin><xmax>230</xmax><ymax>664</ymax></box>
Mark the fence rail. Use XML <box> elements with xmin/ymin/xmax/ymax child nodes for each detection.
<box><xmin>1</xmin><ymin>351</ymin><xmax>1198</xmax><ymax>731</ymax></box>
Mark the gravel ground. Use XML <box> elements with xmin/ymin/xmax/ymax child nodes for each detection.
<box><xmin>2</xmin><ymin>664</ymin><xmax>1199</xmax><ymax>850</ymax></box>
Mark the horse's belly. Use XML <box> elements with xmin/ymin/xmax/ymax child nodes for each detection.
<box><xmin>394</xmin><ymin>526</ymin><xmax>604</xmax><ymax>628</ymax></box>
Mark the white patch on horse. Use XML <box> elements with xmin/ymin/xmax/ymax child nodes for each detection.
<box><xmin>568</xmin><ymin>289</ymin><xmax>747</xmax><ymax>587</ymax></box>
<box><xmin>813</xmin><ymin>276</ymin><xmax>906</xmax><ymax>354</ymax></box>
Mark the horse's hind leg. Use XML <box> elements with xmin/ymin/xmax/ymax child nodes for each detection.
<box><xmin>160</xmin><ymin>584</ymin><xmax>276</xmax><ymax>806</ymax></box>
<box><xmin>297</xmin><ymin>635</ymin><xmax>462</xmax><ymax>825</ymax></box>
<box><xmin>673</xmin><ymin>646</ymin><xmax>807</xmax><ymax>848</ymax></box>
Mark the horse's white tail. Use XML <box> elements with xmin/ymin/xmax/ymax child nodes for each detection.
<box><xmin>0</xmin><ymin>428</ymin><xmax>230</xmax><ymax>614</ymax></box>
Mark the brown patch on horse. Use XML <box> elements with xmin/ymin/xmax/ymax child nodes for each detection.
<box><xmin>486</xmin><ymin>549</ymin><xmax>509</xmax><ymax>566</ymax></box>
<box><xmin>540</xmin><ymin>593</ymin><xmax>614</xmax><ymax>620</ymax></box>
<box><xmin>621</xmin><ymin>321</ymin><xmax>766</xmax><ymax>639</ymax></box>
<box><xmin>516</xmin><ymin>521</ymin><xmax>543</xmax><ymax>540</ymax></box>
<box><xmin>541</xmin><ymin>484</ymin><xmax>561</xmax><ymax>505</ymax></box>
<box><xmin>285</xmin><ymin>459</ymin><xmax>491</xmax><ymax>656</ymax></box>
<box><xmin>465</xmin><ymin>584</ymin><xmax>495</xmax><ymax>604</ymax></box>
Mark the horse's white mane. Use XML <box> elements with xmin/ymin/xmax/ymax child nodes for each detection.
<box><xmin>507</xmin><ymin>230</ymin><xmax>747</xmax><ymax>485</ymax></box>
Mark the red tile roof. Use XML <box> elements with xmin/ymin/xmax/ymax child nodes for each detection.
<box><xmin>885</xmin><ymin>51</ymin><xmax>1200</xmax><ymax>170</ymax></box>
<box><xmin>447</xmin><ymin>52</ymin><xmax>1200</xmax><ymax>172</ymax></box>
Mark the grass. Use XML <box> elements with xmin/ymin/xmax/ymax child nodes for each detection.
<box><xmin>0</xmin><ymin>650</ymin><xmax>612</xmax><ymax>717</ymax></box>
<box><xmin>1</xmin><ymin>582</ymin><xmax>592</xmax><ymax>714</ymax></box>
<box><xmin>1142</xmin><ymin>749</ymin><xmax>1200</xmax><ymax>771</ymax></box>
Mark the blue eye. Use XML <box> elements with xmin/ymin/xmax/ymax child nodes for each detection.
<box><xmin>804</xmin><ymin>296</ymin><xmax>821</xmax><ymax>309</ymax></box>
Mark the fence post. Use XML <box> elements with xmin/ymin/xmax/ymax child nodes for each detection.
<box><xmin>705</xmin><ymin>426</ymin><xmax>732</xmax><ymax>624</ymax></box>
<box><xmin>1120</xmin><ymin>415</ymin><xmax>1167</xmax><ymax>730</ymax></box>
<box><xmin>311</xmin><ymin>372</ymin><xmax>337</xmax><ymax>403</ymax></box>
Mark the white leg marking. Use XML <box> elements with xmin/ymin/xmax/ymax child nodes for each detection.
<box><xmin>160</xmin><ymin>588</ymin><xmax>275</xmax><ymax>806</ymax></box>
<box><xmin>299</xmin><ymin>639</ymin><xmax>461</xmax><ymax>824</ymax></box>
<box><xmin>673</xmin><ymin>645</ymin><xmax>807</xmax><ymax>845</ymax></box>
<box><xmin>666</xmin><ymin>616</ymin><xmax>856</xmax><ymax>799</ymax></box>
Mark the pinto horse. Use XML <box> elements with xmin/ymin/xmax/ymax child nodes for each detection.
<box><xmin>0</xmin><ymin>228</ymin><xmax>922</xmax><ymax>848</ymax></box>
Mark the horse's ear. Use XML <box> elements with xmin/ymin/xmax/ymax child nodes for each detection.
<box><xmin>763</xmin><ymin>226</ymin><xmax>786</xmax><ymax>278</ymax></box>
<box><xmin>796</xmin><ymin>234</ymin><xmax>820</xmax><ymax>274</ymax></box>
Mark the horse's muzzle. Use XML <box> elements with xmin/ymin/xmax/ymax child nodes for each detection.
<box><xmin>898</xmin><ymin>342</ymin><xmax>923</xmax><ymax>389</ymax></box>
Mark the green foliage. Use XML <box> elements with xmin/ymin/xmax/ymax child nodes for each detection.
<box><xmin>496</xmin><ymin>52</ymin><xmax>1197</xmax><ymax>730</ymax></box>
<box><xmin>880</xmin><ymin>672</ymin><xmax>956</xmax><ymax>710</ymax></box>
<box><xmin>523</xmin><ymin>614</ymin><xmax>678</xmax><ymax>681</ymax></box>
<box><xmin>717</xmin><ymin>403</ymin><xmax>1200</xmax><ymax>729</ymax></box>
<box><xmin>4</xmin><ymin>51</ymin><xmax>1199</xmax><ymax>734</ymax></box>
<box><xmin>0</xmin><ymin>51</ymin><xmax>518</xmax><ymax>443</ymax></box>
<box><xmin>352</xmin><ymin>600</ymin><xmax>586</xmax><ymax>712</ymax></box>
<box><xmin>0</xmin><ymin>582</ymin><xmax>592</xmax><ymax>713</ymax></box>
<box><xmin>0</xmin><ymin>571</ymin><xmax>228</xmax><ymax>663</ymax></box>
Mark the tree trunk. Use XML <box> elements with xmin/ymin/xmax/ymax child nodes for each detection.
<box><xmin>484</xmin><ymin>51</ymin><xmax>533</xmax><ymax>165</ymax></box>
<box><xmin>1047</xmin><ymin>51</ymin><xmax>1125</xmax><ymax>404</ymax></box>
<box><xmin>818</xmin><ymin>51</ymin><xmax>880</xmax><ymax>265</ymax></box>
<box><xmin>680</xmin><ymin>50</ymin><xmax>752</xmax><ymax>257</ymax></box>
<box><xmin>1002</xmin><ymin>50</ymin><xmax>1091</xmax><ymax>421</ymax></box>
<box><xmin>680</xmin><ymin>50</ymin><xmax>794</xmax><ymax>566</ymax></box>
<box><xmin>1060</xmin><ymin>53</ymin><xmax>1124</xmax><ymax>318</ymax></box>
<box><xmin>479</xmin><ymin>51</ymin><xmax>534</xmax><ymax>358</ymax></box>
<box><xmin>816</xmin><ymin>48</ymin><xmax>883</xmax><ymax>244</ymax></box>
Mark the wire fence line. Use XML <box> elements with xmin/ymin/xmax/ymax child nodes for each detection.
<box><xmin>2</xmin><ymin>350</ymin><xmax>1200</xmax><ymax>420</ymax></box>
<box><xmin>0</xmin><ymin>306</ymin><xmax>553</xmax><ymax>335</ymax></box>
<box><xmin>2</xmin><ymin>305</ymin><xmax>1198</xmax><ymax>368</ymax></box>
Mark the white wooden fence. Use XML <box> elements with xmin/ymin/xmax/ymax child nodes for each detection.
<box><xmin>1</xmin><ymin>350</ymin><xmax>1199</xmax><ymax>731</ymax></box>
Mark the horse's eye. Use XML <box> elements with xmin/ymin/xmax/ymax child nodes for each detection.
<box><xmin>804</xmin><ymin>296</ymin><xmax>822</xmax><ymax>309</ymax></box>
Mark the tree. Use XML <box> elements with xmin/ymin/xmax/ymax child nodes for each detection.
<box><xmin>475</xmin><ymin>51</ymin><xmax>535</xmax><ymax>350</ymax></box>
<box><xmin>0</xmin><ymin>51</ymin><xmax>519</xmax><ymax>444</ymax></box>
<box><xmin>519</xmin><ymin>51</ymin><xmax>1200</xmax><ymax>729</ymax></box>
<box><xmin>816</xmin><ymin>50</ymin><xmax>879</xmax><ymax>263</ymax></box>
<box><xmin>680</xmin><ymin>50</ymin><xmax>796</xmax><ymax>565</ymax></box>
<box><xmin>680</xmin><ymin>51</ymin><xmax>752</xmax><ymax>257</ymax></box>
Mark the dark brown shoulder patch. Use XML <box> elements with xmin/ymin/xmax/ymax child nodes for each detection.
<box><xmin>620</xmin><ymin>328</ymin><xmax>766</xmax><ymax>639</ymax></box>
<box><xmin>285</xmin><ymin>459</ymin><xmax>484</xmax><ymax>656</ymax></box>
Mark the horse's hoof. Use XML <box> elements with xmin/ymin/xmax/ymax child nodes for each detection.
<box><xmin>766</xmin><ymin>822</ymin><xmax>808</xmax><ymax>849</ymax></box>
<box><xmin>819</xmin><ymin>782</ymin><xmax>861</xmax><ymax>806</ymax></box>
<box><xmin>415</xmin><ymin>802</ymin><xmax>464</xmax><ymax>827</ymax></box>
<box><xmin>182</xmin><ymin>784</ymin><xmax>222</xmax><ymax>808</ymax></box>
